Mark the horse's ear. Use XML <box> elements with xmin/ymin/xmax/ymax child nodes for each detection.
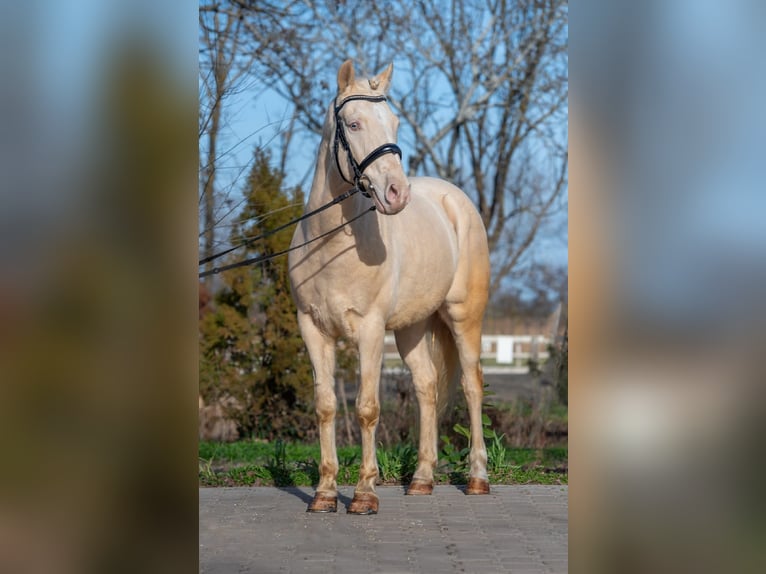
<box><xmin>369</xmin><ymin>62</ymin><xmax>393</xmax><ymax>93</ymax></box>
<box><xmin>337</xmin><ymin>59</ymin><xmax>356</xmax><ymax>93</ymax></box>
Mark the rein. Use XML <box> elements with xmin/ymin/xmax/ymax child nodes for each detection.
<box><xmin>199</xmin><ymin>186</ymin><xmax>362</xmax><ymax>268</ymax></box>
<box><xmin>199</xmin><ymin>204</ymin><xmax>376</xmax><ymax>278</ymax></box>
<box><xmin>198</xmin><ymin>94</ymin><xmax>401</xmax><ymax>279</ymax></box>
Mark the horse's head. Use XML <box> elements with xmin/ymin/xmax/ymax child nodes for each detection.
<box><xmin>332</xmin><ymin>59</ymin><xmax>410</xmax><ymax>215</ymax></box>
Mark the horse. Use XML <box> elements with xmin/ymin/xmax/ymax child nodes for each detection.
<box><xmin>288</xmin><ymin>60</ymin><xmax>491</xmax><ymax>514</ymax></box>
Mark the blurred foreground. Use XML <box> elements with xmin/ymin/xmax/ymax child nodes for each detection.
<box><xmin>571</xmin><ymin>2</ymin><xmax>766</xmax><ymax>572</ymax></box>
<box><xmin>0</xmin><ymin>3</ymin><xmax>197</xmax><ymax>573</ymax></box>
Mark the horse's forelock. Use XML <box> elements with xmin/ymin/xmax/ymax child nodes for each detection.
<box><xmin>337</xmin><ymin>77</ymin><xmax>384</xmax><ymax>100</ymax></box>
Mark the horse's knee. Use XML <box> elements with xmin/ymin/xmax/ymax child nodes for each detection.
<box><xmin>315</xmin><ymin>394</ymin><xmax>337</xmax><ymax>424</ymax></box>
<box><xmin>356</xmin><ymin>400</ymin><xmax>380</xmax><ymax>427</ymax></box>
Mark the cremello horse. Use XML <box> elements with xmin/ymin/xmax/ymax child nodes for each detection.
<box><xmin>288</xmin><ymin>60</ymin><xmax>490</xmax><ymax>514</ymax></box>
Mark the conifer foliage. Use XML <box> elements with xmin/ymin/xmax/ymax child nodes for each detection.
<box><xmin>199</xmin><ymin>150</ymin><xmax>315</xmax><ymax>440</ymax></box>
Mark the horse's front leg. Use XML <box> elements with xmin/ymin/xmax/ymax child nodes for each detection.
<box><xmin>297</xmin><ymin>312</ymin><xmax>339</xmax><ymax>513</ymax></box>
<box><xmin>347</xmin><ymin>319</ymin><xmax>385</xmax><ymax>515</ymax></box>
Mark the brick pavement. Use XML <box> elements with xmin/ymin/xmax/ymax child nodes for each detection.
<box><xmin>200</xmin><ymin>485</ymin><xmax>567</xmax><ymax>573</ymax></box>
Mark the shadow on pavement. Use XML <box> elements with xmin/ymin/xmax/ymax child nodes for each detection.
<box><xmin>277</xmin><ymin>486</ymin><xmax>354</xmax><ymax>510</ymax></box>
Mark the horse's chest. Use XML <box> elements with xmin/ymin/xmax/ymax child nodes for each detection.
<box><xmin>307</xmin><ymin>300</ymin><xmax>361</xmax><ymax>339</ymax></box>
<box><xmin>297</xmin><ymin>266</ymin><xmax>383</xmax><ymax>337</ymax></box>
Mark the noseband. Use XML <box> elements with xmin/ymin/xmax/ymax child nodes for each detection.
<box><xmin>333</xmin><ymin>94</ymin><xmax>403</xmax><ymax>198</ymax></box>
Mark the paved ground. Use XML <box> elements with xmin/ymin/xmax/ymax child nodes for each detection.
<box><xmin>200</xmin><ymin>485</ymin><xmax>567</xmax><ymax>573</ymax></box>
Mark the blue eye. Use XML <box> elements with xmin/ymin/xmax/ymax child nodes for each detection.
<box><xmin>349</xmin><ymin>121</ymin><xmax>360</xmax><ymax>131</ymax></box>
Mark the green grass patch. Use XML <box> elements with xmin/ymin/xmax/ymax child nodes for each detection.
<box><xmin>199</xmin><ymin>439</ymin><xmax>360</xmax><ymax>465</ymax></box>
<box><xmin>199</xmin><ymin>439</ymin><xmax>567</xmax><ymax>487</ymax></box>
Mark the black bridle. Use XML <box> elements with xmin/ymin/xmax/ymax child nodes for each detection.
<box><xmin>333</xmin><ymin>94</ymin><xmax>402</xmax><ymax>197</ymax></box>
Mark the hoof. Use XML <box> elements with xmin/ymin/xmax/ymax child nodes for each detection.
<box><xmin>347</xmin><ymin>493</ymin><xmax>379</xmax><ymax>515</ymax></box>
<box><xmin>406</xmin><ymin>479</ymin><xmax>434</xmax><ymax>495</ymax></box>
<box><xmin>465</xmin><ymin>477</ymin><xmax>490</xmax><ymax>495</ymax></box>
<box><xmin>307</xmin><ymin>493</ymin><xmax>337</xmax><ymax>513</ymax></box>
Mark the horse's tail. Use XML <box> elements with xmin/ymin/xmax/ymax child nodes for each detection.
<box><xmin>428</xmin><ymin>313</ymin><xmax>461</xmax><ymax>420</ymax></box>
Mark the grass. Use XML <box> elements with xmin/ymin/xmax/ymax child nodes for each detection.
<box><xmin>199</xmin><ymin>439</ymin><xmax>567</xmax><ymax>487</ymax></box>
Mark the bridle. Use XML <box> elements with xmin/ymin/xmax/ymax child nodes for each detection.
<box><xmin>333</xmin><ymin>94</ymin><xmax>403</xmax><ymax>198</ymax></box>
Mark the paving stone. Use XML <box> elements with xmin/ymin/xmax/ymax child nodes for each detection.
<box><xmin>200</xmin><ymin>485</ymin><xmax>567</xmax><ymax>573</ymax></box>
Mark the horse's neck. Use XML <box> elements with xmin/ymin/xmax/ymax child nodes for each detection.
<box><xmin>306</xmin><ymin>139</ymin><xmax>330</xmax><ymax>209</ymax></box>
<box><xmin>303</xmin><ymin>135</ymin><xmax>386</xmax><ymax>266</ymax></box>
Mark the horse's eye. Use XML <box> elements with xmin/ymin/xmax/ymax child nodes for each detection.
<box><xmin>348</xmin><ymin>121</ymin><xmax>360</xmax><ymax>131</ymax></box>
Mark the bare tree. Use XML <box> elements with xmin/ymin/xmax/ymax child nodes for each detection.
<box><xmin>199</xmin><ymin>2</ymin><xmax>249</xmax><ymax>278</ymax></box>
<box><xmin>235</xmin><ymin>0</ymin><xmax>568</xmax><ymax>293</ymax></box>
<box><xmin>199</xmin><ymin>1</ymin><xmax>302</xmax><ymax>278</ymax></box>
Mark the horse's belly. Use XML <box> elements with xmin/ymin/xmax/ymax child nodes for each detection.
<box><xmin>385</xmin><ymin>301</ymin><xmax>442</xmax><ymax>331</ymax></box>
<box><xmin>385</xmin><ymin>263</ymin><xmax>455</xmax><ymax>330</ymax></box>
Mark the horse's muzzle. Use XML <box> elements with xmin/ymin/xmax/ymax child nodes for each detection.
<box><xmin>384</xmin><ymin>181</ymin><xmax>410</xmax><ymax>213</ymax></box>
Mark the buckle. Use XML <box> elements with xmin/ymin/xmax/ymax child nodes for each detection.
<box><xmin>357</xmin><ymin>175</ymin><xmax>373</xmax><ymax>198</ymax></box>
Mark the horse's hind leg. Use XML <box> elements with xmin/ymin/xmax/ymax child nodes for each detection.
<box><xmin>441</xmin><ymin>308</ymin><xmax>490</xmax><ymax>495</ymax></box>
<box><xmin>297</xmin><ymin>312</ymin><xmax>339</xmax><ymax>512</ymax></box>
<box><xmin>395</xmin><ymin>321</ymin><xmax>438</xmax><ymax>495</ymax></box>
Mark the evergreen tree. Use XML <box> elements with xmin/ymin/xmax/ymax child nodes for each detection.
<box><xmin>200</xmin><ymin>149</ymin><xmax>314</xmax><ymax>439</ymax></box>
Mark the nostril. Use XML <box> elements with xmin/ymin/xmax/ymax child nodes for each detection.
<box><xmin>386</xmin><ymin>183</ymin><xmax>400</xmax><ymax>203</ymax></box>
